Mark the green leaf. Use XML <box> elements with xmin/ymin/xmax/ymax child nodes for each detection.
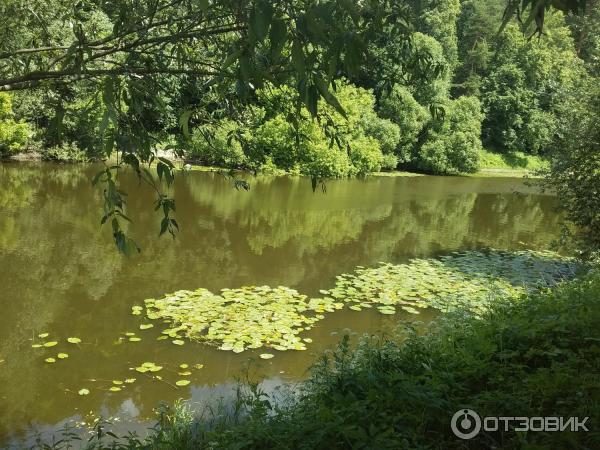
<box><xmin>314</xmin><ymin>75</ymin><xmax>347</xmax><ymax>118</ymax></box>
<box><xmin>67</xmin><ymin>337</ymin><xmax>81</xmax><ymax>344</ymax></box>
<box><xmin>291</xmin><ymin>38</ymin><xmax>306</xmax><ymax>76</ymax></box>
<box><xmin>175</xmin><ymin>379</ymin><xmax>191</xmax><ymax>386</ymax></box>
<box><xmin>269</xmin><ymin>19</ymin><xmax>287</xmax><ymax>59</ymax></box>
<box><xmin>198</xmin><ymin>0</ymin><xmax>209</xmax><ymax>11</ymax></box>
<box><xmin>250</xmin><ymin>1</ymin><xmax>273</xmax><ymax>42</ymax></box>
<box><xmin>78</xmin><ymin>388</ymin><xmax>90</xmax><ymax>396</ymax></box>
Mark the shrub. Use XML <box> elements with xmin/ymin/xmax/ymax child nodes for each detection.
<box><xmin>415</xmin><ymin>96</ymin><xmax>483</xmax><ymax>174</ymax></box>
<box><xmin>348</xmin><ymin>135</ymin><xmax>383</xmax><ymax>175</ymax></box>
<box><xmin>246</xmin><ymin>80</ymin><xmax>386</xmax><ymax>178</ymax></box>
<box><xmin>0</xmin><ymin>93</ymin><xmax>29</xmax><ymax>157</ymax></box>
<box><xmin>41</xmin><ymin>142</ymin><xmax>88</xmax><ymax>162</ymax></box>
<box><xmin>380</xmin><ymin>153</ymin><xmax>399</xmax><ymax>171</ymax></box>
<box><xmin>252</xmin><ymin>115</ymin><xmax>300</xmax><ymax>171</ymax></box>
<box><xmin>362</xmin><ymin>116</ymin><xmax>401</xmax><ymax>155</ymax></box>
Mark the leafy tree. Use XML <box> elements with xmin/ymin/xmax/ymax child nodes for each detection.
<box><xmin>378</xmin><ymin>85</ymin><xmax>429</xmax><ymax>164</ymax></box>
<box><xmin>565</xmin><ymin>0</ymin><xmax>600</xmax><ymax>75</ymax></box>
<box><xmin>542</xmin><ymin>79</ymin><xmax>600</xmax><ymax>260</ymax></box>
<box><xmin>415</xmin><ymin>96</ymin><xmax>483</xmax><ymax>174</ymax></box>
<box><xmin>0</xmin><ymin>93</ymin><xmax>29</xmax><ymax>157</ymax></box>
<box><xmin>456</xmin><ymin>5</ymin><xmax>586</xmax><ymax>154</ymax></box>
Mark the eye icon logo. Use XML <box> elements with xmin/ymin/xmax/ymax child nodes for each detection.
<box><xmin>451</xmin><ymin>409</ymin><xmax>481</xmax><ymax>439</ymax></box>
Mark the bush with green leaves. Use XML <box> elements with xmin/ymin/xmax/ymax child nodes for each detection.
<box><xmin>415</xmin><ymin>96</ymin><xmax>483</xmax><ymax>174</ymax></box>
<box><xmin>362</xmin><ymin>116</ymin><xmax>401</xmax><ymax>156</ymax></box>
<box><xmin>0</xmin><ymin>93</ymin><xmax>29</xmax><ymax>157</ymax></box>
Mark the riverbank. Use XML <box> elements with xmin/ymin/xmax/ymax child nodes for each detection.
<box><xmin>31</xmin><ymin>268</ymin><xmax>599</xmax><ymax>450</ymax></box>
<box><xmin>3</xmin><ymin>149</ymin><xmax>541</xmax><ymax>179</ymax></box>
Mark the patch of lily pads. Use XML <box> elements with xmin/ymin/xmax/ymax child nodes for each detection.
<box><xmin>321</xmin><ymin>250</ymin><xmax>579</xmax><ymax>315</ymax></box>
<box><xmin>141</xmin><ymin>286</ymin><xmax>344</xmax><ymax>353</ymax></box>
<box><xmin>139</xmin><ymin>250</ymin><xmax>579</xmax><ymax>353</ymax></box>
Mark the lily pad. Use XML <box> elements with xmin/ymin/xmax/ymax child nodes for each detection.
<box><xmin>78</xmin><ymin>388</ymin><xmax>90</xmax><ymax>396</ymax></box>
<box><xmin>139</xmin><ymin>324</ymin><xmax>154</xmax><ymax>330</ymax></box>
<box><xmin>67</xmin><ymin>337</ymin><xmax>81</xmax><ymax>344</ymax></box>
<box><xmin>57</xmin><ymin>353</ymin><xmax>69</xmax><ymax>359</ymax></box>
<box><xmin>45</xmin><ymin>357</ymin><xmax>56</xmax><ymax>363</ymax></box>
<box><xmin>259</xmin><ymin>353</ymin><xmax>274</xmax><ymax>359</ymax></box>
<box><xmin>129</xmin><ymin>337</ymin><xmax>142</xmax><ymax>342</ymax></box>
<box><xmin>109</xmin><ymin>387</ymin><xmax>121</xmax><ymax>392</ymax></box>
<box><xmin>172</xmin><ymin>339</ymin><xmax>185</xmax><ymax>346</ymax></box>
<box><xmin>142</xmin><ymin>286</ymin><xmax>341</xmax><ymax>352</ymax></box>
<box><xmin>175</xmin><ymin>379</ymin><xmax>190</xmax><ymax>386</ymax></box>
<box><xmin>43</xmin><ymin>341</ymin><xmax>58</xmax><ymax>347</ymax></box>
<box><xmin>38</xmin><ymin>333</ymin><xmax>49</xmax><ymax>339</ymax></box>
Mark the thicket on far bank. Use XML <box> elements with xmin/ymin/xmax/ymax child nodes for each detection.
<box><xmin>31</xmin><ymin>268</ymin><xmax>600</xmax><ymax>450</ymax></box>
<box><xmin>4</xmin><ymin>1</ymin><xmax>599</xmax><ymax>178</ymax></box>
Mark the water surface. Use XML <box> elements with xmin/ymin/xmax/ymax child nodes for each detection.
<box><xmin>0</xmin><ymin>163</ymin><xmax>562</xmax><ymax>445</ymax></box>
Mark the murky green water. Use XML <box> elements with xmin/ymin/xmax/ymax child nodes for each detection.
<box><xmin>0</xmin><ymin>163</ymin><xmax>563</xmax><ymax>446</ymax></box>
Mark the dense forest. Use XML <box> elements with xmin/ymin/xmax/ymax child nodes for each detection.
<box><xmin>0</xmin><ymin>0</ymin><xmax>598</xmax><ymax>177</ymax></box>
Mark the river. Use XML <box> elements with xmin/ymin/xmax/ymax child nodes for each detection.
<box><xmin>0</xmin><ymin>163</ymin><xmax>563</xmax><ymax>446</ymax></box>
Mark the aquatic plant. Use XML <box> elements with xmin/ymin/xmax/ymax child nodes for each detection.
<box><xmin>143</xmin><ymin>286</ymin><xmax>344</xmax><ymax>353</ymax></box>
<box><xmin>140</xmin><ymin>250</ymin><xmax>579</xmax><ymax>353</ymax></box>
<box><xmin>323</xmin><ymin>250</ymin><xmax>579</xmax><ymax>315</ymax></box>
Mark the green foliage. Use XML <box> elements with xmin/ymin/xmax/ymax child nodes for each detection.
<box><xmin>566</xmin><ymin>0</ymin><xmax>600</xmax><ymax>76</ymax></box>
<box><xmin>41</xmin><ymin>142</ymin><xmax>89</xmax><ymax>163</ymax></box>
<box><xmin>346</xmin><ymin>135</ymin><xmax>383</xmax><ymax>175</ymax></box>
<box><xmin>0</xmin><ymin>93</ymin><xmax>29</xmax><ymax>157</ymax></box>
<box><xmin>457</xmin><ymin>7</ymin><xmax>586</xmax><ymax>155</ymax></box>
<box><xmin>187</xmin><ymin>120</ymin><xmax>247</xmax><ymax>168</ymax></box>
<box><xmin>198</xmin><ymin>80</ymin><xmax>386</xmax><ymax>178</ymax></box>
<box><xmin>543</xmin><ymin>80</ymin><xmax>600</xmax><ymax>260</ymax></box>
<box><xmin>416</xmin><ymin>96</ymin><xmax>483</xmax><ymax>174</ymax></box>
<box><xmin>378</xmin><ymin>85</ymin><xmax>429</xmax><ymax>163</ymax></box>
<box><xmin>410</xmin><ymin>0</ymin><xmax>461</xmax><ymax>69</ymax></box>
<box><xmin>410</xmin><ymin>32</ymin><xmax>452</xmax><ymax>104</ymax></box>
<box><xmin>361</xmin><ymin>117</ymin><xmax>400</xmax><ymax>156</ymax></box>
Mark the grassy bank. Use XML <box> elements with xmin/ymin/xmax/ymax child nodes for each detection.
<box><xmin>478</xmin><ymin>149</ymin><xmax>548</xmax><ymax>172</ymax></box>
<box><xmin>35</xmin><ymin>268</ymin><xmax>600</xmax><ymax>450</ymax></box>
